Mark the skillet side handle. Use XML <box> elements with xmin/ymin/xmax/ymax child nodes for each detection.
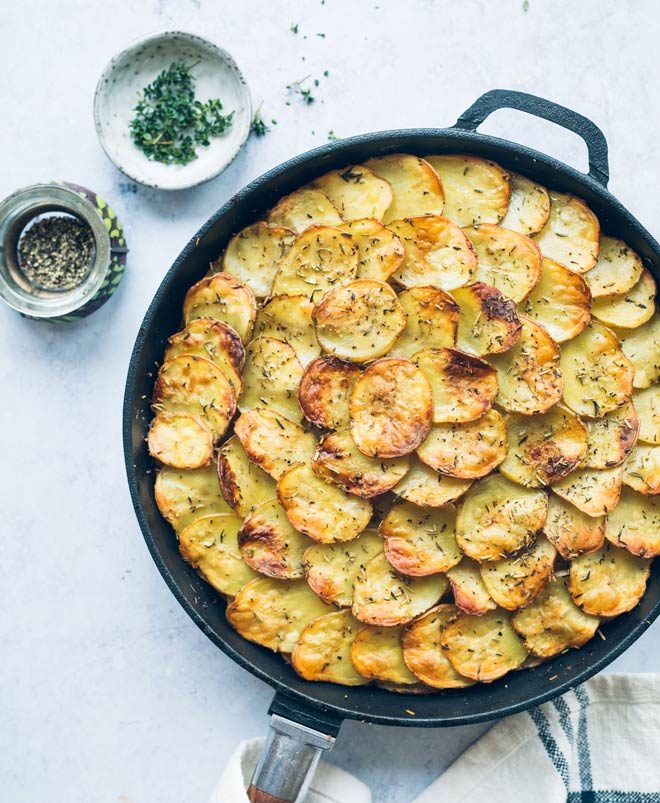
<box><xmin>453</xmin><ymin>89</ymin><xmax>610</xmax><ymax>188</ymax></box>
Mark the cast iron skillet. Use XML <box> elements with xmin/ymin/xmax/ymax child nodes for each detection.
<box><xmin>124</xmin><ymin>89</ymin><xmax>660</xmax><ymax>802</ymax></box>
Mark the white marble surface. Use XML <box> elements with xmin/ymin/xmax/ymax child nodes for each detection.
<box><xmin>2</xmin><ymin>1</ymin><xmax>660</xmax><ymax>801</ymax></box>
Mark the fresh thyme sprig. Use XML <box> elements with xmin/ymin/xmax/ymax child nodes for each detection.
<box><xmin>286</xmin><ymin>75</ymin><xmax>316</xmax><ymax>104</ymax></box>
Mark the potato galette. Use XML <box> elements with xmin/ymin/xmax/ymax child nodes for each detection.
<box><xmin>149</xmin><ymin>153</ymin><xmax>658</xmax><ymax>691</ymax></box>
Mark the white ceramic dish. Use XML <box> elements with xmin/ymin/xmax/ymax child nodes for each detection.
<box><xmin>94</xmin><ymin>31</ymin><xmax>252</xmax><ymax>190</ymax></box>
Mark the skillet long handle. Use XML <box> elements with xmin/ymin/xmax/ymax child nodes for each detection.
<box><xmin>247</xmin><ymin>714</ymin><xmax>336</xmax><ymax>803</ymax></box>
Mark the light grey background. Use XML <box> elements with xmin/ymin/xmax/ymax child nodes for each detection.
<box><xmin>2</xmin><ymin>1</ymin><xmax>659</xmax><ymax>801</ymax></box>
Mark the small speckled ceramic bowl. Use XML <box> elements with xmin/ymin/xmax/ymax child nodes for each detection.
<box><xmin>94</xmin><ymin>31</ymin><xmax>252</xmax><ymax>191</ymax></box>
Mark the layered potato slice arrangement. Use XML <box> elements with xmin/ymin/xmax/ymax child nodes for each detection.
<box><xmin>148</xmin><ymin>152</ymin><xmax>660</xmax><ymax>691</ymax></box>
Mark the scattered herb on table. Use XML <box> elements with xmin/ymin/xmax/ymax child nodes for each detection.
<box><xmin>290</xmin><ymin>22</ymin><xmax>299</xmax><ymax>33</ymax></box>
<box><xmin>18</xmin><ymin>216</ymin><xmax>95</xmax><ymax>290</ymax></box>
<box><xmin>130</xmin><ymin>61</ymin><xmax>234</xmax><ymax>165</ymax></box>
<box><xmin>328</xmin><ymin>130</ymin><xmax>340</xmax><ymax>141</ymax></box>
<box><xmin>522</xmin><ymin>0</ymin><xmax>529</xmax><ymax>10</ymax></box>
<box><xmin>286</xmin><ymin>76</ymin><xmax>315</xmax><ymax>104</ymax></box>
<box><xmin>251</xmin><ymin>106</ymin><xmax>276</xmax><ymax>136</ymax></box>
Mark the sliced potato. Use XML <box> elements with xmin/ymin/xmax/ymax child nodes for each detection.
<box><xmin>154</xmin><ymin>462</ymin><xmax>233</xmax><ymax>534</ymax></box>
<box><xmin>363</xmin><ymin>154</ymin><xmax>445</xmax><ymax>223</ymax></box>
<box><xmin>480</xmin><ymin>536</ymin><xmax>556</xmax><ymax>610</ymax></box>
<box><xmin>220</xmin><ymin>222</ymin><xmax>296</xmax><ymax>297</ymax></box>
<box><xmin>464</xmin><ymin>224</ymin><xmax>542</xmax><ymax>302</ymax></box>
<box><xmin>234</xmin><ymin>408</ymin><xmax>316</xmax><ymax>480</ymax></box>
<box><xmin>239</xmin><ymin>337</ymin><xmax>304</xmax><ymax>422</ymax></box>
<box><xmin>455</xmin><ymin>474</ymin><xmax>548</xmax><ymax>561</ymax></box>
<box><xmin>622</xmin><ymin>443</ymin><xmax>660</xmax><ymax>495</ymax></box>
<box><xmin>582</xmin><ymin>402</ymin><xmax>639</xmax><ymax>469</ymax></box>
<box><xmin>298</xmin><ymin>355</ymin><xmax>361</xmax><ymax>430</ymax></box>
<box><xmin>253</xmin><ymin>295</ymin><xmax>320</xmax><ymax>367</ymax></box>
<box><xmin>312</xmin><ymin>429</ymin><xmax>410</xmax><ymax>497</ymax></box>
<box><xmin>615</xmin><ymin>313</ymin><xmax>660</xmax><ymax>389</ymax></box>
<box><xmin>519</xmin><ymin>257</ymin><xmax>592</xmax><ymax>343</ymax></box>
<box><xmin>388</xmin><ymin>216</ymin><xmax>477</xmax><ymax>290</ymax></box>
<box><xmin>267</xmin><ymin>187</ymin><xmax>343</xmax><ymax>233</ymax></box>
<box><xmin>416</xmin><ymin>409</ymin><xmax>508</xmax><ymax>479</ymax></box>
<box><xmin>499</xmin><ymin>172</ymin><xmax>550</xmax><ymax>235</ymax></box>
<box><xmin>349</xmin><ymin>357</ymin><xmax>432</xmax><ymax>458</ymax></box>
<box><xmin>605</xmin><ymin>486</ymin><xmax>660</xmax><ymax>557</ymax></box>
<box><xmin>277</xmin><ymin>462</ymin><xmax>372</xmax><ymax>543</ymax></box>
<box><xmin>446</xmin><ymin>559</ymin><xmax>497</xmax><ymax>615</ymax></box>
<box><xmin>153</xmin><ymin>355</ymin><xmax>236</xmax><ymax>441</ymax></box>
<box><xmin>148</xmin><ymin>412</ymin><xmax>213</xmax><ymax>469</ymax></box>
<box><xmin>217</xmin><ymin>436</ymin><xmax>277</xmax><ymax>516</ymax></box>
<box><xmin>560</xmin><ymin>321</ymin><xmax>634</xmax><ymax>418</ymax></box>
<box><xmin>379</xmin><ymin>501</ymin><xmax>462</xmax><ymax>576</ymax></box>
<box><xmin>424</xmin><ymin>154</ymin><xmax>510</xmax><ymax>227</ymax></box>
<box><xmin>339</xmin><ymin>218</ymin><xmax>404</xmax><ymax>281</ymax></box>
<box><xmin>512</xmin><ymin>578</ymin><xmax>600</xmax><ymax>658</ymax></box>
<box><xmin>634</xmin><ymin>386</ymin><xmax>660</xmax><ymax>445</ymax></box>
<box><xmin>499</xmin><ymin>407</ymin><xmax>588</xmax><ymax>488</ymax></box>
<box><xmin>313</xmin><ymin>165</ymin><xmax>393</xmax><ymax>221</ymax></box>
<box><xmin>391</xmin><ymin>456</ymin><xmax>473</xmax><ymax>507</ymax></box>
<box><xmin>303</xmin><ymin>530</ymin><xmax>383</xmax><ymax>607</ymax></box>
<box><xmin>389</xmin><ymin>286</ymin><xmax>459</xmax><ymax>359</ymax></box>
<box><xmin>352</xmin><ymin>553</ymin><xmax>448</xmax><ymax>626</ymax></box>
<box><xmin>568</xmin><ymin>542</ymin><xmax>650</xmax><ymax>617</ymax></box>
<box><xmin>271</xmin><ymin>225</ymin><xmax>358</xmax><ymax>299</ymax></box>
<box><xmin>544</xmin><ymin>493</ymin><xmax>605</xmax><ymax>559</ymax></box>
<box><xmin>591</xmin><ymin>270</ymin><xmax>656</xmax><ymax>330</ymax></box>
<box><xmin>533</xmin><ymin>190</ymin><xmax>599</xmax><ymax>274</ymax></box>
<box><xmin>453</xmin><ymin>283</ymin><xmax>522</xmax><ymax>356</ymax></box>
<box><xmin>350</xmin><ymin>625</ymin><xmax>418</xmax><ymax>684</ymax></box>
<box><xmin>292</xmin><ymin>610</ymin><xmax>370</xmax><ymax>685</ymax></box>
<box><xmin>182</xmin><ymin>272</ymin><xmax>257</xmax><ymax>342</ymax></box>
<box><xmin>226</xmin><ymin>578</ymin><xmax>334</xmax><ymax>652</ymax></box>
<box><xmin>413</xmin><ymin>347</ymin><xmax>498</xmax><ymax>423</ymax></box>
<box><xmin>585</xmin><ymin>236</ymin><xmax>644</xmax><ymax>299</ymax></box>
<box><xmin>488</xmin><ymin>315</ymin><xmax>563</xmax><ymax>415</ymax></box>
<box><xmin>313</xmin><ymin>279</ymin><xmax>407</xmax><ymax>362</ymax></box>
<box><xmin>440</xmin><ymin>609</ymin><xmax>528</xmax><ymax>682</ymax></box>
<box><xmin>552</xmin><ymin>464</ymin><xmax>623</xmax><ymax>516</ymax></box>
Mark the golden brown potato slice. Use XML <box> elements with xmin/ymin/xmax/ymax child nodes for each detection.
<box><xmin>312</xmin><ymin>429</ymin><xmax>410</xmax><ymax>498</ymax></box>
<box><xmin>352</xmin><ymin>553</ymin><xmax>448</xmax><ymax>626</ymax></box>
<box><xmin>153</xmin><ymin>355</ymin><xmax>236</xmax><ymax>441</ymax></box>
<box><xmin>303</xmin><ymin>530</ymin><xmax>383</xmax><ymax>607</ymax></box>
<box><xmin>480</xmin><ymin>536</ymin><xmax>556</xmax><ymax>610</ymax></box>
<box><xmin>148</xmin><ymin>412</ymin><xmax>213</xmax><ymax>470</ymax></box>
<box><xmin>591</xmin><ymin>270</ymin><xmax>656</xmax><ymax>330</ymax></box>
<box><xmin>388</xmin><ymin>216</ymin><xmax>477</xmax><ymax>290</ymax></box>
<box><xmin>455</xmin><ymin>474</ymin><xmax>548</xmax><ymax>561</ymax></box>
<box><xmin>217</xmin><ymin>436</ymin><xmax>277</xmax><ymax>517</ymax></box>
<box><xmin>413</xmin><ymin>347</ymin><xmax>498</xmax><ymax>423</ymax></box>
<box><xmin>440</xmin><ymin>609</ymin><xmax>529</xmax><ymax>682</ymax></box>
<box><xmin>544</xmin><ymin>493</ymin><xmax>605</xmax><ymax>559</ymax></box>
<box><xmin>560</xmin><ymin>321</ymin><xmax>634</xmax><ymax>418</ymax></box>
<box><xmin>234</xmin><ymin>408</ymin><xmax>316</xmax><ymax>480</ymax></box>
<box><xmin>499</xmin><ymin>172</ymin><xmax>550</xmax><ymax>235</ymax></box>
<box><xmin>155</xmin><ymin>462</ymin><xmax>233</xmax><ymax>534</ymax></box>
<box><xmin>179</xmin><ymin>513</ymin><xmax>259</xmax><ymax>596</ymax></box>
<box><xmin>622</xmin><ymin>444</ymin><xmax>660</xmax><ymax>495</ymax></box>
<box><xmin>402</xmin><ymin>604</ymin><xmax>475</xmax><ymax>688</ymax></box>
<box><xmin>464</xmin><ymin>224</ymin><xmax>542</xmax><ymax>302</ymax></box>
<box><xmin>350</xmin><ymin>625</ymin><xmax>418</xmax><ymax>684</ymax></box>
<box><xmin>615</xmin><ymin>313</ymin><xmax>660</xmax><ymax>389</ymax></box>
<box><xmin>416</xmin><ymin>410</ymin><xmax>508</xmax><ymax>479</ymax></box>
<box><xmin>297</xmin><ymin>355</ymin><xmax>361</xmax><ymax>430</ymax></box>
<box><xmin>512</xmin><ymin>578</ymin><xmax>599</xmax><ymax>657</ymax></box>
<box><xmin>568</xmin><ymin>542</ymin><xmax>650</xmax><ymax>617</ymax></box>
<box><xmin>585</xmin><ymin>236</ymin><xmax>644</xmax><ymax>299</ymax></box>
<box><xmin>533</xmin><ymin>190</ymin><xmax>599</xmax><ymax>273</ymax></box>
<box><xmin>226</xmin><ymin>578</ymin><xmax>334</xmax><ymax>652</ymax></box>
<box><xmin>391</xmin><ymin>457</ymin><xmax>473</xmax><ymax>507</ymax></box>
<box><xmin>253</xmin><ymin>295</ymin><xmax>320</xmax><ymax>367</ymax></box>
<box><xmin>239</xmin><ymin>337</ymin><xmax>304</xmax><ymax>422</ymax></box>
<box><xmin>271</xmin><ymin>225</ymin><xmax>358</xmax><ymax>299</ymax></box>
<box><xmin>499</xmin><ymin>407</ymin><xmax>588</xmax><ymax>488</ymax></box>
<box><xmin>552</xmin><ymin>464</ymin><xmax>623</xmax><ymax>516</ymax></box>
<box><xmin>313</xmin><ymin>165</ymin><xmax>393</xmax><ymax>221</ymax></box>
<box><xmin>519</xmin><ymin>257</ymin><xmax>592</xmax><ymax>343</ymax></box>
<box><xmin>453</xmin><ymin>283</ymin><xmax>522</xmax><ymax>356</ymax></box>
<box><xmin>339</xmin><ymin>218</ymin><xmax>404</xmax><ymax>281</ymax></box>
<box><xmin>220</xmin><ymin>222</ymin><xmax>296</xmax><ymax>297</ymax></box>
<box><xmin>292</xmin><ymin>610</ymin><xmax>371</xmax><ymax>685</ymax></box>
<box><xmin>581</xmin><ymin>402</ymin><xmax>639</xmax><ymax>469</ymax></box>
<box><xmin>605</xmin><ymin>486</ymin><xmax>660</xmax><ymax>557</ymax></box>
<box><xmin>379</xmin><ymin>501</ymin><xmax>461</xmax><ymax>576</ymax></box>
<box><xmin>446</xmin><ymin>559</ymin><xmax>497</xmax><ymax>615</ymax></box>
<box><xmin>363</xmin><ymin>154</ymin><xmax>445</xmax><ymax>223</ymax></box>
<box><xmin>390</xmin><ymin>286</ymin><xmax>459</xmax><ymax>359</ymax></box>
<box><xmin>424</xmin><ymin>154</ymin><xmax>510</xmax><ymax>227</ymax></box>
<box><xmin>267</xmin><ymin>187</ymin><xmax>343</xmax><ymax>233</ymax></box>
<box><xmin>313</xmin><ymin>279</ymin><xmax>407</xmax><ymax>363</ymax></box>
<box><xmin>349</xmin><ymin>357</ymin><xmax>433</xmax><ymax>458</ymax></box>
<box><xmin>182</xmin><ymin>272</ymin><xmax>257</xmax><ymax>342</ymax></box>
<box><xmin>634</xmin><ymin>386</ymin><xmax>660</xmax><ymax>445</ymax></box>
<box><xmin>488</xmin><ymin>315</ymin><xmax>563</xmax><ymax>415</ymax></box>
<box><xmin>278</xmin><ymin>462</ymin><xmax>372</xmax><ymax>543</ymax></box>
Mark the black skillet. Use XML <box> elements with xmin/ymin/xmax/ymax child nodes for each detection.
<box><xmin>123</xmin><ymin>90</ymin><xmax>660</xmax><ymax>802</ymax></box>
